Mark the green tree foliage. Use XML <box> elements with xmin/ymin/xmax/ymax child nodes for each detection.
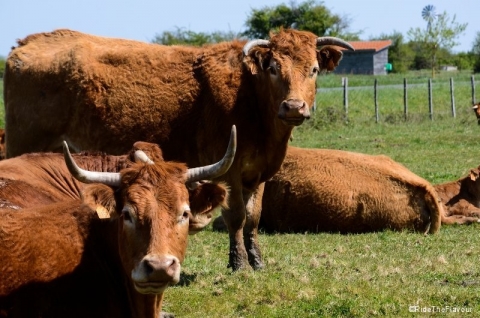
<box><xmin>0</xmin><ymin>56</ymin><xmax>5</xmax><ymax>78</ymax></box>
<box><xmin>370</xmin><ymin>31</ymin><xmax>414</xmax><ymax>73</ymax></box>
<box><xmin>473</xmin><ymin>31</ymin><xmax>480</xmax><ymax>73</ymax></box>
<box><xmin>152</xmin><ymin>27</ymin><xmax>241</xmax><ymax>46</ymax></box>
<box><xmin>407</xmin><ymin>10</ymin><xmax>467</xmax><ymax>77</ymax></box>
<box><xmin>242</xmin><ymin>0</ymin><xmax>360</xmax><ymax>40</ymax></box>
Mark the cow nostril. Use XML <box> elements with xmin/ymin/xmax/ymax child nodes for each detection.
<box><xmin>143</xmin><ymin>260</ymin><xmax>155</xmax><ymax>275</ymax></box>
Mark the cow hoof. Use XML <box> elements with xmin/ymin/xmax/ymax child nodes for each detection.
<box><xmin>160</xmin><ymin>311</ymin><xmax>175</xmax><ymax>318</ymax></box>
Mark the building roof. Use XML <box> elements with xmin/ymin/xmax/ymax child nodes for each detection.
<box><xmin>343</xmin><ymin>40</ymin><xmax>392</xmax><ymax>52</ymax></box>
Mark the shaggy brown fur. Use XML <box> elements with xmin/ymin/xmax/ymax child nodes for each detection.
<box><xmin>256</xmin><ymin>146</ymin><xmax>442</xmax><ymax>234</ymax></box>
<box><xmin>0</xmin><ymin>129</ymin><xmax>5</xmax><ymax>160</ymax></box>
<box><xmin>0</xmin><ymin>145</ymin><xmax>229</xmax><ymax>318</ymax></box>
<box><xmin>473</xmin><ymin>103</ymin><xmax>480</xmax><ymax>125</ymax></box>
<box><xmin>0</xmin><ymin>143</ymin><xmax>227</xmax><ymax>232</ymax></box>
<box><xmin>434</xmin><ymin>166</ymin><xmax>480</xmax><ymax>224</ymax></box>
<box><xmin>4</xmin><ymin>28</ymin><xmax>348</xmax><ymax>270</ymax></box>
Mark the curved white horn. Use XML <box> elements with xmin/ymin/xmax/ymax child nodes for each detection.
<box><xmin>186</xmin><ymin>125</ymin><xmax>237</xmax><ymax>183</ymax></box>
<box><xmin>62</xmin><ymin>141</ymin><xmax>121</xmax><ymax>187</ymax></box>
<box><xmin>242</xmin><ymin>39</ymin><xmax>270</xmax><ymax>56</ymax></box>
<box><xmin>316</xmin><ymin>36</ymin><xmax>355</xmax><ymax>51</ymax></box>
<box><xmin>134</xmin><ymin>150</ymin><xmax>154</xmax><ymax>164</ymax></box>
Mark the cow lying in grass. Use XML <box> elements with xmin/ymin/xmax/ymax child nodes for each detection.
<box><xmin>434</xmin><ymin>165</ymin><xmax>480</xmax><ymax>224</ymax></box>
<box><xmin>215</xmin><ymin>146</ymin><xmax>443</xmax><ymax>234</ymax></box>
<box><xmin>0</xmin><ymin>132</ymin><xmax>235</xmax><ymax>318</ymax></box>
<box><xmin>473</xmin><ymin>103</ymin><xmax>480</xmax><ymax>125</ymax></box>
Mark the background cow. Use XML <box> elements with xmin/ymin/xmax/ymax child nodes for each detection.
<box><xmin>4</xmin><ymin>28</ymin><xmax>353</xmax><ymax>270</ymax></box>
<box><xmin>434</xmin><ymin>165</ymin><xmax>480</xmax><ymax>224</ymax></box>
<box><xmin>0</xmin><ymin>137</ymin><xmax>234</xmax><ymax>317</ymax></box>
<box><xmin>473</xmin><ymin>103</ymin><xmax>480</xmax><ymax>124</ymax></box>
<box><xmin>214</xmin><ymin>146</ymin><xmax>443</xmax><ymax>234</ymax></box>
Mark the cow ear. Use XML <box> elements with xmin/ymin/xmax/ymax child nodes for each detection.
<box><xmin>470</xmin><ymin>169</ymin><xmax>480</xmax><ymax>181</ymax></box>
<box><xmin>189</xmin><ymin>181</ymin><xmax>229</xmax><ymax>214</ymax></box>
<box><xmin>188</xmin><ymin>182</ymin><xmax>229</xmax><ymax>234</ymax></box>
<box><xmin>81</xmin><ymin>184</ymin><xmax>118</xmax><ymax>219</ymax></box>
<box><xmin>317</xmin><ymin>46</ymin><xmax>344</xmax><ymax>71</ymax></box>
<box><xmin>243</xmin><ymin>48</ymin><xmax>269</xmax><ymax>75</ymax></box>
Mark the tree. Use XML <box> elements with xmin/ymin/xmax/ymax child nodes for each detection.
<box><xmin>407</xmin><ymin>6</ymin><xmax>467</xmax><ymax>77</ymax></box>
<box><xmin>242</xmin><ymin>0</ymin><xmax>360</xmax><ymax>40</ymax></box>
<box><xmin>152</xmin><ymin>27</ymin><xmax>241</xmax><ymax>46</ymax></box>
<box><xmin>0</xmin><ymin>56</ymin><xmax>5</xmax><ymax>79</ymax></box>
<box><xmin>473</xmin><ymin>31</ymin><xmax>480</xmax><ymax>73</ymax></box>
<box><xmin>370</xmin><ymin>31</ymin><xmax>414</xmax><ymax>73</ymax></box>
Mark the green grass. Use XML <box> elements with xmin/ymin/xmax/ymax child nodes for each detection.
<box><xmin>2</xmin><ymin>73</ymin><xmax>480</xmax><ymax>317</ymax></box>
<box><xmin>164</xmin><ymin>72</ymin><xmax>480</xmax><ymax>317</ymax></box>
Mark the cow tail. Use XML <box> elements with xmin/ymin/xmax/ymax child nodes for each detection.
<box><xmin>424</xmin><ymin>186</ymin><xmax>442</xmax><ymax>234</ymax></box>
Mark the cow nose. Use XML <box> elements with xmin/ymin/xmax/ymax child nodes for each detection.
<box><xmin>281</xmin><ymin>99</ymin><xmax>310</xmax><ymax>118</ymax></box>
<box><xmin>142</xmin><ymin>255</ymin><xmax>180</xmax><ymax>283</ymax></box>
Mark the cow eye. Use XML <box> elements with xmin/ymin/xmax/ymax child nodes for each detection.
<box><xmin>268</xmin><ymin>66</ymin><xmax>277</xmax><ymax>76</ymax></box>
<box><xmin>179</xmin><ymin>208</ymin><xmax>191</xmax><ymax>224</ymax></box>
<box><xmin>310</xmin><ymin>66</ymin><xmax>320</xmax><ymax>77</ymax></box>
<box><xmin>121</xmin><ymin>206</ymin><xmax>133</xmax><ymax>223</ymax></box>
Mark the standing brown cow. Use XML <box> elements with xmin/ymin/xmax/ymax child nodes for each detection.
<box><xmin>0</xmin><ymin>134</ymin><xmax>235</xmax><ymax>317</ymax></box>
<box><xmin>434</xmin><ymin>165</ymin><xmax>480</xmax><ymax>224</ymax></box>
<box><xmin>4</xmin><ymin>28</ymin><xmax>353</xmax><ymax>270</ymax></box>
<box><xmin>252</xmin><ymin>147</ymin><xmax>442</xmax><ymax>234</ymax></box>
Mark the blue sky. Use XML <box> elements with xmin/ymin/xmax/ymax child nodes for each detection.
<box><xmin>1</xmin><ymin>0</ymin><xmax>478</xmax><ymax>58</ymax></box>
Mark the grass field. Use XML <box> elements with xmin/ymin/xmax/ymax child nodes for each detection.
<box><xmin>1</xmin><ymin>73</ymin><xmax>480</xmax><ymax>317</ymax></box>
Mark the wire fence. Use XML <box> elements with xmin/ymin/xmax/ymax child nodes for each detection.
<box><xmin>314</xmin><ymin>75</ymin><xmax>478</xmax><ymax>124</ymax></box>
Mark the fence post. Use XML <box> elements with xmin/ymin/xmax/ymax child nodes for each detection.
<box><xmin>403</xmin><ymin>78</ymin><xmax>408</xmax><ymax>121</ymax></box>
<box><xmin>472</xmin><ymin>75</ymin><xmax>476</xmax><ymax>105</ymax></box>
<box><xmin>428</xmin><ymin>78</ymin><xmax>433</xmax><ymax>120</ymax></box>
<box><xmin>450</xmin><ymin>77</ymin><xmax>456</xmax><ymax>118</ymax></box>
<box><xmin>374</xmin><ymin>78</ymin><xmax>379</xmax><ymax>123</ymax></box>
<box><xmin>343</xmin><ymin>77</ymin><xmax>348</xmax><ymax>121</ymax></box>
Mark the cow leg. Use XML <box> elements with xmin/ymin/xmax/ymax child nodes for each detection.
<box><xmin>243</xmin><ymin>182</ymin><xmax>265</xmax><ymax>270</ymax></box>
<box><xmin>222</xmin><ymin>186</ymin><xmax>249</xmax><ymax>271</ymax></box>
<box><xmin>442</xmin><ymin>214</ymin><xmax>480</xmax><ymax>225</ymax></box>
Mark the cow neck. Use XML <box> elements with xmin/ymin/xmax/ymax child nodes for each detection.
<box><xmin>125</xmin><ymin>284</ymin><xmax>163</xmax><ymax>318</ymax></box>
<box><xmin>102</xmin><ymin>219</ymin><xmax>164</xmax><ymax>318</ymax></box>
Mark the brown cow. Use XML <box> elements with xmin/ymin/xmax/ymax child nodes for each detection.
<box><xmin>473</xmin><ymin>103</ymin><xmax>480</xmax><ymax>125</ymax></box>
<box><xmin>0</xmin><ymin>134</ymin><xmax>235</xmax><ymax>317</ymax></box>
<box><xmin>232</xmin><ymin>146</ymin><xmax>443</xmax><ymax>234</ymax></box>
<box><xmin>434</xmin><ymin>165</ymin><xmax>480</xmax><ymax>224</ymax></box>
<box><xmin>0</xmin><ymin>141</ymin><xmax>230</xmax><ymax>233</ymax></box>
<box><xmin>4</xmin><ymin>28</ymin><xmax>353</xmax><ymax>270</ymax></box>
<box><xmin>0</xmin><ymin>129</ymin><xmax>5</xmax><ymax>160</ymax></box>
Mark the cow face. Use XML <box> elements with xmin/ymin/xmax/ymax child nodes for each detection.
<box><xmin>187</xmin><ymin>181</ymin><xmax>229</xmax><ymax>234</ymax></box>
<box><xmin>82</xmin><ymin>162</ymin><xmax>191</xmax><ymax>294</ymax></box>
<box><xmin>243</xmin><ymin>29</ymin><xmax>350</xmax><ymax>127</ymax></box>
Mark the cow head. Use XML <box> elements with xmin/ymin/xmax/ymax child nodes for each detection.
<box><xmin>63</xmin><ymin>126</ymin><xmax>236</xmax><ymax>294</ymax></box>
<box><xmin>242</xmin><ymin>28</ymin><xmax>354</xmax><ymax>126</ymax></box>
<box><xmin>472</xmin><ymin>103</ymin><xmax>480</xmax><ymax>125</ymax></box>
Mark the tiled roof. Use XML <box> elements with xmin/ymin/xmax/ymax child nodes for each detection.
<box><xmin>343</xmin><ymin>40</ymin><xmax>392</xmax><ymax>51</ymax></box>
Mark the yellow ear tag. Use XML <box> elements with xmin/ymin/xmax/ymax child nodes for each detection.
<box><xmin>96</xmin><ymin>206</ymin><xmax>110</xmax><ymax>219</ymax></box>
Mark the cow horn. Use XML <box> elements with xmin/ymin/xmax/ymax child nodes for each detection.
<box><xmin>62</xmin><ymin>141</ymin><xmax>122</xmax><ymax>187</ymax></box>
<box><xmin>317</xmin><ymin>36</ymin><xmax>355</xmax><ymax>51</ymax></box>
<box><xmin>242</xmin><ymin>39</ymin><xmax>270</xmax><ymax>56</ymax></box>
<box><xmin>134</xmin><ymin>150</ymin><xmax>154</xmax><ymax>164</ymax></box>
<box><xmin>186</xmin><ymin>125</ymin><xmax>237</xmax><ymax>183</ymax></box>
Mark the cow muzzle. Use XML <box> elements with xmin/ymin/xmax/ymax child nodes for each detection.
<box><xmin>278</xmin><ymin>99</ymin><xmax>311</xmax><ymax>126</ymax></box>
<box><xmin>132</xmin><ymin>254</ymin><xmax>181</xmax><ymax>294</ymax></box>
